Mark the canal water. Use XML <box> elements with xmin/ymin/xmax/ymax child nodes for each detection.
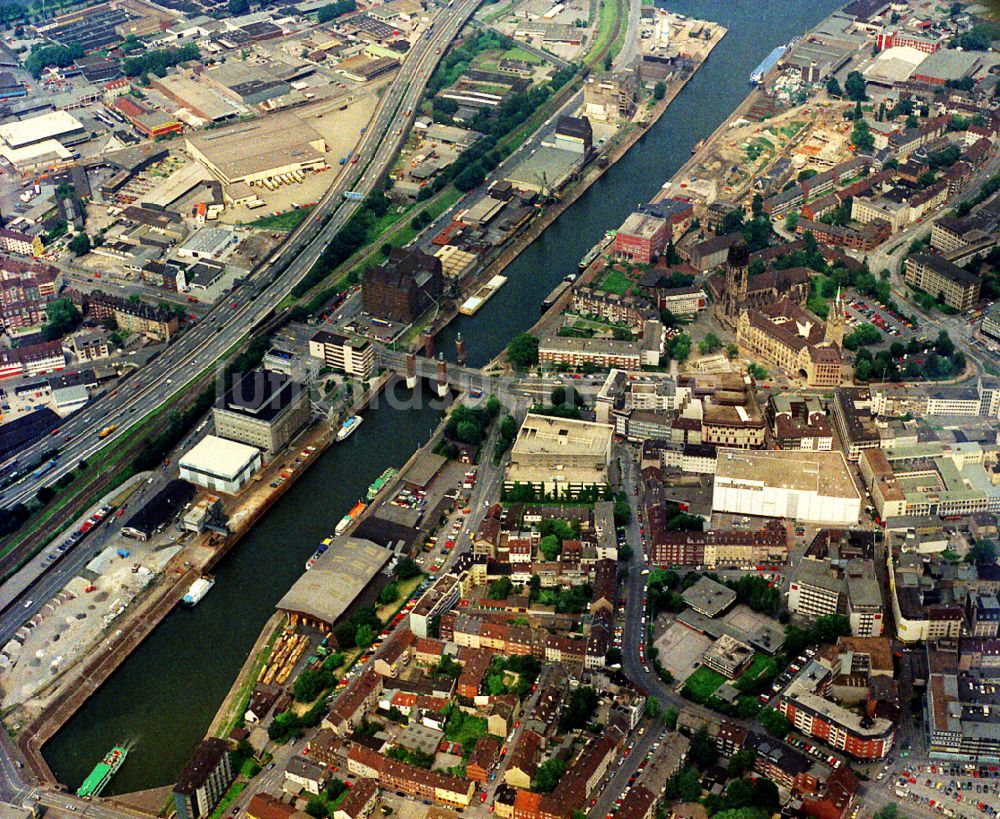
<box><xmin>44</xmin><ymin>384</ymin><xmax>444</xmax><ymax>794</ymax></box>
<box><xmin>44</xmin><ymin>0</ymin><xmax>844</xmax><ymax>793</ymax></box>
<box><xmin>438</xmin><ymin>0</ymin><xmax>845</xmax><ymax>367</ymax></box>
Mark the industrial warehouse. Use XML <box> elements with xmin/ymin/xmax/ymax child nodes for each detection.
<box><xmin>184</xmin><ymin>111</ymin><xmax>329</xmax><ymax>187</ymax></box>
<box><xmin>275</xmin><ymin>537</ymin><xmax>391</xmax><ymax>631</ymax></box>
<box><xmin>178</xmin><ymin>435</ymin><xmax>263</xmax><ymax>495</ymax></box>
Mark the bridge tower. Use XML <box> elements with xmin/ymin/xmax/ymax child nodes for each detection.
<box><xmin>405</xmin><ymin>353</ymin><xmax>417</xmax><ymax>390</ymax></box>
<box><xmin>423</xmin><ymin>329</ymin><xmax>435</xmax><ymax>358</ymax></box>
<box><xmin>436</xmin><ymin>354</ymin><xmax>449</xmax><ymax>398</ymax></box>
<box><xmin>455</xmin><ymin>332</ymin><xmax>466</xmax><ymax>366</ymax></box>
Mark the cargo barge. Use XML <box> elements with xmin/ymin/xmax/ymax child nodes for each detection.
<box><xmin>459</xmin><ymin>275</ymin><xmax>508</xmax><ymax>315</ymax></box>
<box><xmin>333</xmin><ymin>500</ymin><xmax>367</xmax><ymax>537</ymax></box>
<box><xmin>366</xmin><ymin>467</ymin><xmax>397</xmax><ymax>501</ymax></box>
<box><xmin>306</xmin><ymin>537</ymin><xmax>332</xmax><ymax>570</ymax></box>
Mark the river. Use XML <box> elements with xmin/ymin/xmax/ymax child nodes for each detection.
<box><xmin>44</xmin><ymin>0</ymin><xmax>844</xmax><ymax>793</ymax></box>
<box><xmin>438</xmin><ymin>0</ymin><xmax>845</xmax><ymax>368</ymax></box>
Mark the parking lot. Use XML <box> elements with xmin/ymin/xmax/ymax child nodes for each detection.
<box><xmin>894</xmin><ymin>763</ymin><xmax>1000</xmax><ymax>818</ymax></box>
<box><xmin>844</xmin><ymin>296</ymin><xmax>917</xmax><ymax>346</ymax></box>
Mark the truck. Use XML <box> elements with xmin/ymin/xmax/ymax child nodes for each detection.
<box><xmin>32</xmin><ymin>458</ymin><xmax>57</xmax><ymax>479</ymax></box>
<box><xmin>98</xmin><ymin>425</ymin><xmax>118</xmax><ymax>439</ymax></box>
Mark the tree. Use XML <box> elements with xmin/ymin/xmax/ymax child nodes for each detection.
<box><xmin>688</xmin><ymin>725</ymin><xmax>718</xmax><ymax>769</ymax></box>
<box><xmin>967</xmin><ymin>540</ymin><xmax>998</xmax><ymax>564</ymax></box>
<box><xmin>724</xmin><ymin>779</ymin><xmax>755</xmax><ymax>810</ymax></box>
<box><xmin>743</xmin><ymin>218</ymin><xmax>771</xmax><ymax>252</ymax></box>
<box><xmin>558</xmin><ymin>686</ymin><xmax>598</xmax><ymax>731</ymax></box>
<box><xmin>305</xmin><ymin>797</ymin><xmax>329</xmax><ymax>818</ymax></box>
<box><xmin>605</xmin><ymin>647</ymin><xmax>623</xmax><ymax>666</ymax></box>
<box><xmin>851</xmin><ymin>118</ymin><xmax>874</xmax><ymax>151</ymax></box>
<box><xmin>666</xmin><ymin>332</ymin><xmax>691</xmax><ymax>363</ymax></box>
<box><xmin>720</xmin><ymin>209</ymin><xmax>745</xmax><ymax>235</ymax></box>
<box><xmin>507</xmin><ymin>333</ymin><xmax>539</xmax><ymax>369</ymax></box>
<box><xmin>784</xmin><ymin>212</ymin><xmax>800</xmax><ymax>231</ymax></box>
<box><xmin>534</xmin><ymin>758</ymin><xmax>566</xmax><ymax>793</ymax></box>
<box><xmin>826</xmin><ymin>76</ymin><xmax>842</xmax><ymax>97</ymax></box>
<box><xmin>751</xmin><ymin>193</ymin><xmax>764</xmax><ymax>220</ymax></box>
<box><xmin>666</xmin><ymin>767</ymin><xmax>701</xmax><ymax>802</ymax></box>
<box><xmin>42</xmin><ymin>298</ymin><xmax>81</xmax><ymax>341</ymax></box>
<box><xmin>645</xmin><ymin>696</ymin><xmax>661</xmax><ymax>718</ymax></box>
<box><xmin>355</xmin><ymin>623</ymin><xmax>374</xmax><ymax>649</ymax></box>
<box><xmin>698</xmin><ymin>332</ymin><xmax>722</xmax><ymax>355</ymax></box>
<box><xmin>725</xmin><ymin>343</ymin><xmax>739</xmax><ymax>361</ymax></box>
<box><xmin>759</xmin><ymin>707</ymin><xmax>792</xmax><ymax>737</ymax></box>
<box><xmin>539</xmin><ymin>533</ymin><xmax>561</xmax><ymax>561</ymax></box>
<box><xmin>727</xmin><ymin>749</ymin><xmax>755</xmax><ymax>778</ymax></box>
<box><xmin>397</xmin><ymin>557</ymin><xmax>421</xmax><ymax>580</ymax></box>
<box><xmin>228</xmin><ymin>0</ymin><xmax>250</xmax><ymax>13</ymax></box>
<box><xmin>653</xmin><ymin>81</ymin><xmax>666</xmax><ymax>100</ymax></box>
<box><xmin>662</xmin><ymin>705</ymin><xmax>678</xmax><ymax>729</ymax></box>
<box><xmin>379</xmin><ymin>582</ymin><xmax>399</xmax><ymax>605</ymax></box>
<box><xmin>844</xmin><ymin>70</ymin><xmax>867</xmax><ymax>101</ymax></box>
<box><xmin>873</xmin><ymin>807</ymin><xmax>899</xmax><ymax>819</ymax></box>
<box><xmin>958</xmin><ymin>23</ymin><xmax>997</xmax><ymax>51</ymax></box>
<box><xmin>488</xmin><ymin>577</ymin><xmax>514</xmax><ymax>599</ymax></box>
<box><xmin>294</xmin><ymin>668</ymin><xmax>332</xmax><ymax>702</ymax></box>
<box><xmin>752</xmin><ymin>778</ymin><xmax>780</xmax><ymax>814</ymax></box>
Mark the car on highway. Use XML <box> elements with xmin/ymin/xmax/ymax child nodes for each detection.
<box><xmin>23</xmin><ymin>599</ymin><xmax>32</xmax><ymax>608</ymax></box>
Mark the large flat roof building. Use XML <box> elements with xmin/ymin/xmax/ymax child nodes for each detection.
<box><xmin>713</xmin><ymin>450</ymin><xmax>861</xmax><ymax>525</ymax></box>
<box><xmin>276</xmin><ymin>537</ymin><xmax>390</xmax><ymax>631</ymax></box>
<box><xmin>185</xmin><ymin>112</ymin><xmax>327</xmax><ymax>186</ymax></box>
<box><xmin>213</xmin><ymin>369</ymin><xmax>311</xmax><ymax>454</ymax></box>
<box><xmin>505</xmin><ymin>414</ymin><xmax>613</xmax><ymax>498</ymax></box>
<box><xmin>0</xmin><ymin>110</ymin><xmax>86</xmax><ymax>149</ymax></box>
<box><xmin>179</xmin><ymin>435</ymin><xmax>262</xmax><ymax>495</ymax></box>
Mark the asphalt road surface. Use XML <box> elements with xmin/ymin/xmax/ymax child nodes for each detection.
<box><xmin>0</xmin><ymin>0</ymin><xmax>480</xmax><ymax>516</ymax></box>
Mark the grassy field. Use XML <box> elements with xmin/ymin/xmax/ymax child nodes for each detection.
<box><xmin>683</xmin><ymin>666</ymin><xmax>726</xmax><ymax>700</ymax></box>
<box><xmin>503</xmin><ymin>46</ymin><xmax>543</xmax><ymax>64</ymax></box>
<box><xmin>248</xmin><ymin>207</ymin><xmax>313</xmax><ymax>231</ymax></box>
<box><xmin>736</xmin><ymin>653</ymin><xmax>772</xmax><ymax>686</ymax></box>
<box><xmin>598</xmin><ymin>269</ymin><xmax>632</xmax><ymax>296</ymax></box>
<box><xmin>587</xmin><ymin>0</ymin><xmax>620</xmax><ymax>65</ymax></box>
<box><xmin>445</xmin><ymin>710</ymin><xmax>488</xmax><ymax>747</ymax></box>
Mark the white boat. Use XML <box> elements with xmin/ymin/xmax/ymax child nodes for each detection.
<box><xmin>337</xmin><ymin>416</ymin><xmax>363</xmax><ymax>441</ymax></box>
<box><xmin>182</xmin><ymin>577</ymin><xmax>215</xmax><ymax>606</ymax></box>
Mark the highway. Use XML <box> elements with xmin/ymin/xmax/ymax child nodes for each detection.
<box><xmin>0</xmin><ymin>0</ymin><xmax>481</xmax><ymax>519</ymax></box>
<box><xmin>0</xmin><ymin>2</ymin><xmax>482</xmax><ymax>807</ymax></box>
<box><xmin>0</xmin><ymin>0</ymin><xmax>481</xmax><ymax>626</ymax></box>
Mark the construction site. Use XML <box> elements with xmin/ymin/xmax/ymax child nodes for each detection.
<box><xmin>662</xmin><ymin>96</ymin><xmax>857</xmax><ymax>207</ymax></box>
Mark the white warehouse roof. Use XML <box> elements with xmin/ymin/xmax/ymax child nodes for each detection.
<box><xmin>0</xmin><ymin>110</ymin><xmax>85</xmax><ymax>149</ymax></box>
<box><xmin>180</xmin><ymin>435</ymin><xmax>261</xmax><ymax>480</ymax></box>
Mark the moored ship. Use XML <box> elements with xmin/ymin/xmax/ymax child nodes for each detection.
<box><xmin>334</xmin><ymin>501</ymin><xmax>367</xmax><ymax>536</ymax></box>
<box><xmin>182</xmin><ymin>577</ymin><xmax>214</xmax><ymax>606</ymax></box>
<box><xmin>337</xmin><ymin>416</ymin><xmax>363</xmax><ymax>441</ymax></box>
<box><xmin>367</xmin><ymin>467</ymin><xmax>397</xmax><ymax>501</ymax></box>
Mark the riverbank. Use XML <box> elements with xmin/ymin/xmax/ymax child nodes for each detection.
<box><xmin>409</xmin><ymin>21</ymin><xmax>727</xmax><ymax>362</ymax></box>
<box><xmin>39</xmin><ymin>0</ymin><xmax>847</xmax><ymax>796</ymax></box>
<box><xmin>19</xmin><ymin>373</ymin><xmax>392</xmax><ymax>787</ymax></box>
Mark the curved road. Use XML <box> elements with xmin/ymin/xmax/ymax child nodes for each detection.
<box><xmin>0</xmin><ymin>2</ymin><xmax>482</xmax><ymax>807</ymax></box>
<box><xmin>0</xmin><ymin>0</ymin><xmax>481</xmax><ymax>515</ymax></box>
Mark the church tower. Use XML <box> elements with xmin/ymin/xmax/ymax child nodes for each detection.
<box><xmin>825</xmin><ymin>287</ymin><xmax>846</xmax><ymax>347</ymax></box>
<box><xmin>721</xmin><ymin>243</ymin><xmax>750</xmax><ymax>328</ymax></box>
